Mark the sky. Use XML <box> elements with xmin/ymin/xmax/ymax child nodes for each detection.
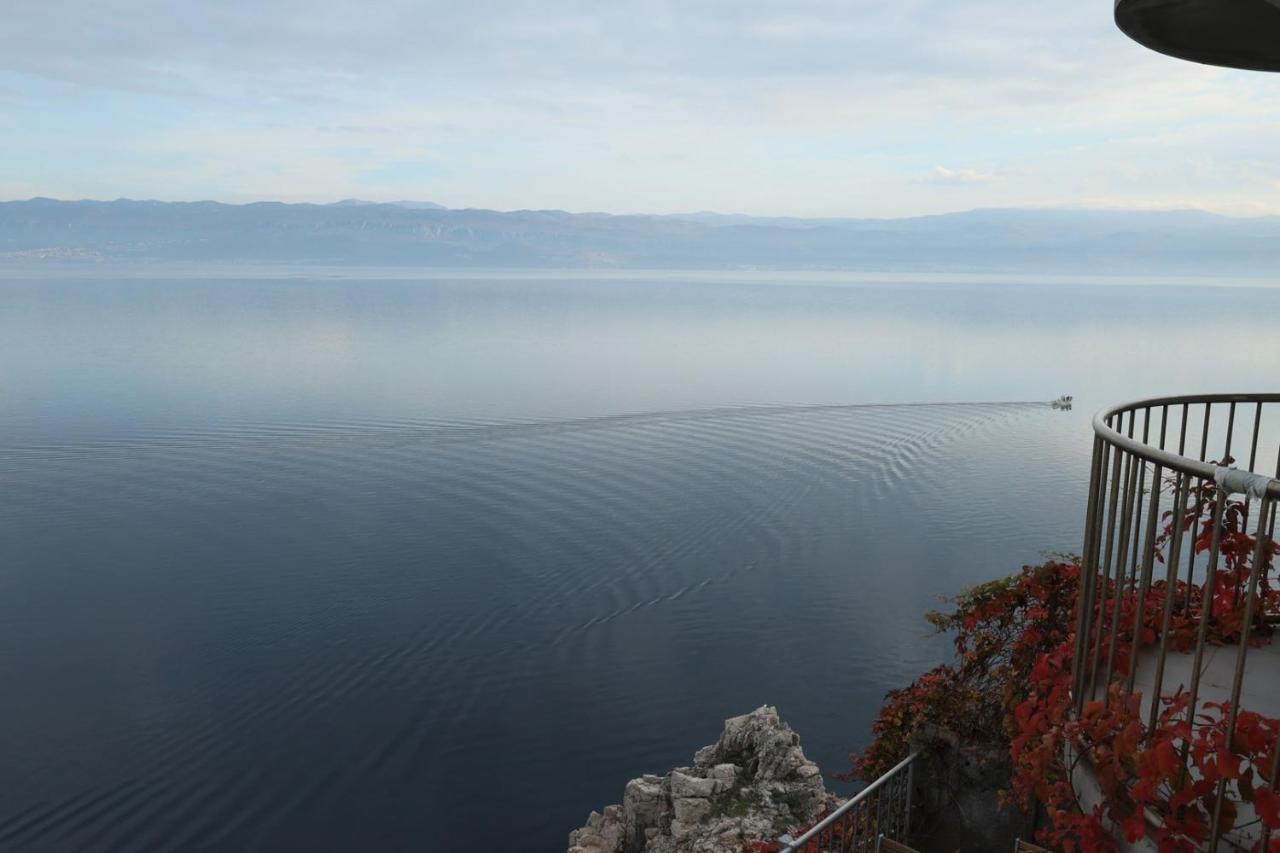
<box><xmin>4</xmin><ymin>0</ymin><xmax>1280</xmax><ymax>217</ymax></box>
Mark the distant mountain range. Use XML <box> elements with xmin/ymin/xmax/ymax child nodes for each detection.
<box><xmin>329</xmin><ymin>199</ymin><xmax>446</xmax><ymax>210</ymax></box>
<box><xmin>3</xmin><ymin>197</ymin><xmax>1279</xmax><ymax>275</ymax></box>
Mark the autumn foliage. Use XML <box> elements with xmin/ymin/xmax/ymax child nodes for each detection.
<box><xmin>853</xmin><ymin>471</ymin><xmax>1280</xmax><ymax>852</ymax></box>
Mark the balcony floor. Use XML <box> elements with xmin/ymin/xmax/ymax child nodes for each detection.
<box><xmin>1127</xmin><ymin>638</ymin><xmax>1280</xmax><ymax>725</ymax></box>
<box><xmin>1077</xmin><ymin>638</ymin><xmax>1280</xmax><ymax>851</ymax></box>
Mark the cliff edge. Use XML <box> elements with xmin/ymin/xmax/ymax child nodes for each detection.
<box><xmin>568</xmin><ymin>705</ymin><xmax>832</xmax><ymax>853</ymax></box>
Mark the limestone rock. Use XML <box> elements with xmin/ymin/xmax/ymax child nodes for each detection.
<box><xmin>567</xmin><ymin>705</ymin><xmax>831</xmax><ymax>853</ymax></box>
<box><xmin>569</xmin><ymin>805</ymin><xmax>624</xmax><ymax>853</ymax></box>
<box><xmin>671</xmin><ymin>770</ymin><xmax>717</xmax><ymax>799</ymax></box>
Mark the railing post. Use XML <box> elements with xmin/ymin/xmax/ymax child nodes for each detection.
<box><xmin>1178</xmin><ymin>489</ymin><xmax>1225</xmax><ymax>784</ymax></box>
<box><xmin>1088</xmin><ymin>442</ymin><xmax>1125</xmax><ymax>702</ymax></box>
<box><xmin>1209</xmin><ymin>495</ymin><xmax>1273</xmax><ymax>848</ymax></box>
<box><xmin>1147</xmin><ymin>472</ymin><xmax>1190</xmax><ymax>734</ymax></box>
<box><xmin>1103</xmin><ymin>447</ymin><xmax>1142</xmax><ymax>694</ymax></box>
<box><xmin>903</xmin><ymin>756</ymin><xmax>914</xmax><ymax>839</ymax></box>
<box><xmin>1073</xmin><ymin>434</ymin><xmax>1106</xmax><ymax>712</ymax></box>
<box><xmin>1124</xmin><ymin>460</ymin><xmax>1162</xmax><ymax>697</ymax></box>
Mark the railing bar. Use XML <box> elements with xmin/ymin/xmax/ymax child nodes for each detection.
<box><xmin>904</xmin><ymin>749</ymin><xmax>914</xmax><ymax>840</ymax></box>
<box><xmin>1088</xmin><ymin>442</ymin><xmax>1126</xmax><ymax>702</ymax></box>
<box><xmin>888</xmin><ymin>775</ymin><xmax>897</xmax><ymax>843</ymax></box>
<box><xmin>1265</xmin><ymin>745</ymin><xmax>1280</xmax><ymax>850</ymax></box>
<box><xmin>779</xmin><ymin>752</ymin><xmax>918</xmax><ymax>851</ymax></box>
<box><xmin>1182</xmin><ymin>473</ymin><xmax>1203</xmax><ymax>614</ymax></box>
<box><xmin>1240</xmin><ymin>402</ymin><xmax>1264</xmax><ymax>542</ymax></box>
<box><xmin>1247</xmin><ymin>401</ymin><xmax>1262</xmax><ymax>473</ymax></box>
<box><xmin>875</xmin><ymin>789</ymin><xmax>884</xmax><ymax>850</ymax></box>
<box><xmin>1147</xmin><ymin>473</ymin><xmax>1190</xmax><ymax>735</ymax></box>
<box><xmin>1074</xmin><ymin>436</ymin><xmax>1107</xmax><ymax>710</ymax></box>
<box><xmin>1222</xmin><ymin>403</ymin><xmax>1237</xmax><ymax>615</ymax></box>
<box><xmin>1184</xmin><ymin>403</ymin><xmax>1211</xmax><ymax>610</ymax></box>
<box><xmin>1209</xmin><ymin>496</ymin><xmax>1273</xmax><ymax>847</ymax></box>
<box><xmin>1085</xmin><ymin>437</ymin><xmax>1113</xmax><ymax>698</ymax></box>
<box><xmin>877</xmin><ymin>784</ymin><xmax>886</xmax><ymax>850</ymax></box>
<box><xmin>1094</xmin><ymin>401</ymin><xmax>1280</xmax><ymax>500</ymax></box>
<box><xmin>1224</xmin><ymin>401</ymin><xmax>1236</xmax><ymax>461</ymax></box>
<box><xmin>903</xmin><ymin>768</ymin><xmax>910</xmax><ymax>840</ymax></box>
<box><xmin>903</xmin><ymin>771</ymin><xmax>910</xmax><ymax>840</ymax></box>
<box><xmin>890</xmin><ymin>773</ymin><xmax>897</xmax><ymax>843</ymax></box>
<box><xmin>1128</xmin><ymin>463</ymin><xmax>1147</xmax><ymax>585</ymax></box>
<box><xmin>1178</xmin><ymin>490</ymin><xmax>1225</xmax><ymax>786</ymax></box>
<box><xmin>1178</xmin><ymin>403</ymin><xmax>1189</xmax><ymax>456</ymax></box>
<box><xmin>1125</xmin><ymin>461</ymin><xmax>1163</xmax><ymax>696</ymax></box>
<box><xmin>1104</xmin><ymin>447</ymin><xmax>1141</xmax><ymax>693</ymax></box>
<box><xmin>896</xmin><ymin>772</ymin><xmax>905</xmax><ymax>840</ymax></box>
<box><xmin>1199</xmin><ymin>402</ymin><xmax>1212</xmax><ymax>462</ymax></box>
<box><xmin>1271</xmin><ymin>436</ymin><xmax>1280</xmax><ymax>540</ymax></box>
<box><xmin>1129</xmin><ymin>409</ymin><xmax>1153</xmax><ymax>581</ymax></box>
<box><xmin>890</xmin><ymin>768</ymin><xmax>901</xmax><ymax>840</ymax></box>
<box><xmin>1100</xmin><ymin>393</ymin><xmax>1280</xmax><ymax>409</ymax></box>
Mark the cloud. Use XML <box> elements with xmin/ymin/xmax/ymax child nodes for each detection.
<box><xmin>3</xmin><ymin>0</ymin><xmax>1280</xmax><ymax>215</ymax></box>
<box><xmin>929</xmin><ymin>166</ymin><xmax>1002</xmax><ymax>185</ymax></box>
<box><xmin>317</xmin><ymin>125</ymin><xmax>393</xmax><ymax>135</ymax></box>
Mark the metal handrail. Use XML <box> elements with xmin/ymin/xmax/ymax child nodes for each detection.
<box><xmin>1092</xmin><ymin>394</ymin><xmax>1280</xmax><ymax>498</ymax></box>
<box><xmin>778</xmin><ymin>750</ymin><xmax>918</xmax><ymax>852</ymax></box>
<box><xmin>1073</xmin><ymin>393</ymin><xmax>1280</xmax><ymax>850</ymax></box>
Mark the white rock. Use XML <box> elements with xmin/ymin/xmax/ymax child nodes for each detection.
<box><xmin>673</xmin><ymin>797</ymin><xmax>713</xmax><ymax>824</ymax></box>
<box><xmin>671</xmin><ymin>770</ymin><xmax>717</xmax><ymax>799</ymax></box>
<box><xmin>568</xmin><ymin>706</ymin><xmax>827</xmax><ymax>853</ymax></box>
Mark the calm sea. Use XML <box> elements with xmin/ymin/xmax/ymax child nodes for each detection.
<box><xmin>1</xmin><ymin>271</ymin><xmax>1277</xmax><ymax>851</ymax></box>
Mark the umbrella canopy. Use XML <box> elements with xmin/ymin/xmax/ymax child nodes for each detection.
<box><xmin>1115</xmin><ymin>0</ymin><xmax>1280</xmax><ymax>71</ymax></box>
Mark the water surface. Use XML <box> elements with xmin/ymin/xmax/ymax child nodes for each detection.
<box><xmin>0</xmin><ymin>272</ymin><xmax>1276</xmax><ymax>851</ymax></box>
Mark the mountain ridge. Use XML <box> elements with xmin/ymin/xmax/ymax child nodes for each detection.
<box><xmin>3</xmin><ymin>198</ymin><xmax>1278</xmax><ymax>275</ymax></box>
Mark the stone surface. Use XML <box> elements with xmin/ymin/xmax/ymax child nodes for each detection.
<box><xmin>568</xmin><ymin>805</ymin><xmax>625</xmax><ymax>853</ymax></box>
<box><xmin>671</xmin><ymin>771</ymin><xmax>718</xmax><ymax>800</ymax></box>
<box><xmin>567</xmin><ymin>705</ymin><xmax>833</xmax><ymax>853</ymax></box>
<box><xmin>908</xmin><ymin>724</ymin><xmax>1032</xmax><ymax>853</ymax></box>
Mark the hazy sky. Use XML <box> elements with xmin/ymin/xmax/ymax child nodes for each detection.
<box><xmin>4</xmin><ymin>0</ymin><xmax>1280</xmax><ymax>217</ymax></box>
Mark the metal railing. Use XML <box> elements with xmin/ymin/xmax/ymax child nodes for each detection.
<box><xmin>777</xmin><ymin>751</ymin><xmax>917</xmax><ymax>853</ymax></box>
<box><xmin>1072</xmin><ymin>394</ymin><xmax>1280</xmax><ymax>849</ymax></box>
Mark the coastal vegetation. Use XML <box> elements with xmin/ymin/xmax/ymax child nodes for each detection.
<box><xmin>854</xmin><ymin>473</ymin><xmax>1280</xmax><ymax>851</ymax></box>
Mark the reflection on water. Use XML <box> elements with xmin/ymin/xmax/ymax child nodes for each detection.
<box><xmin>0</xmin><ymin>274</ymin><xmax>1276</xmax><ymax>851</ymax></box>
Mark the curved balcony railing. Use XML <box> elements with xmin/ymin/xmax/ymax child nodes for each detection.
<box><xmin>777</xmin><ymin>751</ymin><xmax>917</xmax><ymax>853</ymax></box>
<box><xmin>1072</xmin><ymin>394</ymin><xmax>1280</xmax><ymax>850</ymax></box>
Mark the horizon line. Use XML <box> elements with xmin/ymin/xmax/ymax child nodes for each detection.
<box><xmin>3</xmin><ymin>196</ymin><xmax>1273</xmax><ymax>222</ymax></box>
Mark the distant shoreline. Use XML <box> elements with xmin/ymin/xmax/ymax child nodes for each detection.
<box><xmin>1</xmin><ymin>262</ymin><xmax>1277</xmax><ymax>290</ymax></box>
<box><xmin>5</xmin><ymin>200</ymin><xmax>1280</xmax><ymax>279</ymax></box>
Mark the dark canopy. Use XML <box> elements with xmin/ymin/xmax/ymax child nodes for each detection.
<box><xmin>1115</xmin><ymin>0</ymin><xmax>1280</xmax><ymax>71</ymax></box>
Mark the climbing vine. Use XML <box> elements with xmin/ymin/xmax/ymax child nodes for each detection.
<box><xmin>853</xmin><ymin>467</ymin><xmax>1280</xmax><ymax>852</ymax></box>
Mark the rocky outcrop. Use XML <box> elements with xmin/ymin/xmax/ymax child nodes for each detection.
<box><xmin>568</xmin><ymin>706</ymin><xmax>832</xmax><ymax>853</ymax></box>
<box><xmin>907</xmin><ymin>724</ymin><xmax>1031</xmax><ymax>853</ymax></box>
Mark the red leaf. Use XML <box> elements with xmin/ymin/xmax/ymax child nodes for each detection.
<box><xmin>1256</xmin><ymin>787</ymin><xmax>1280</xmax><ymax>829</ymax></box>
<box><xmin>1122</xmin><ymin>809</ymin><xmax>1146</xmax><ymax>843</ymax></box>
<box><xmin>1155</xmin><ymin>740</ymin><xmax>1180</xmax><ymax>776</ymax></box>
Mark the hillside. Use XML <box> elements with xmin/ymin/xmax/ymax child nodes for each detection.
<box><xmin>3</xmin><ymin>198</ymin><xmax>1279</xmax><ymax>275</ymax></box>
